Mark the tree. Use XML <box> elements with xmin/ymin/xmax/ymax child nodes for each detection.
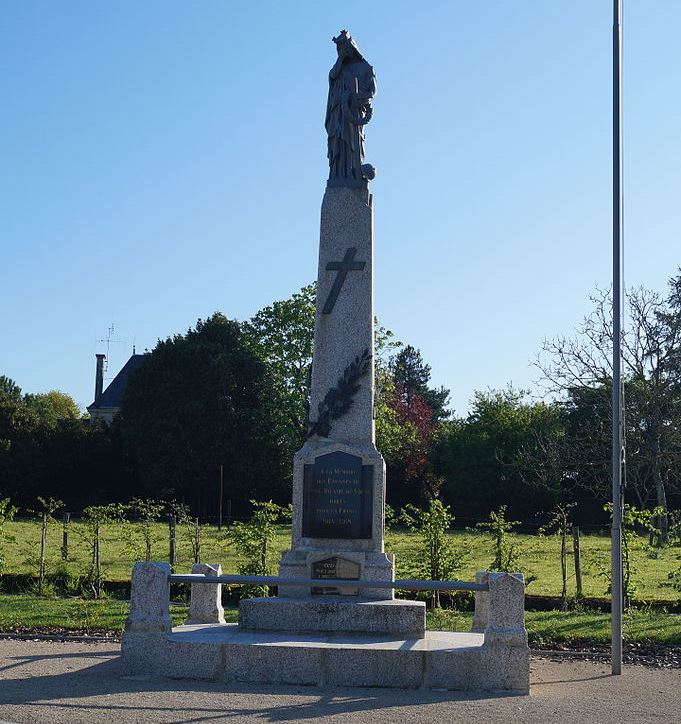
<box><xmin>0</xmin><ymin>378</ymin><xmax>111</xmax><ymax>507</ymax></box>
<box><xmin>434</xmin><ymin>386</ymin><xmax>561</xmax><ymax>519</ymax></box>
<box><xmin>537</xmin><ymin>280</ymin><xmax>681</xmax><ymax>539</ymax></box>
<box><xmin>119</xmin><ymin>313</ymin><xmax>290</xmax><ymax>515</ymax></box>
<box><xmin>0</xmin><ymin>377</ymin><xmax>22</xmax><ymax>401</ymax></box>
<box><xmin>242</xmin><ymin>284</ymin><xmax>316</xmax><ymax>455</ymax></box>
<box><xmin>0</xmin><ymin>377</ymin><xmax>31</xmax><ymax>452</ymax></box>
<box><xmin>400</xmin><ymin>497</ymin><xmax>468</xmax><ymax>607</ymax></box>
<box><xmin>226</xmin><ymin>500</ymin><xmax>291</xmax><ymax>597</ymax></box>
<box><xmin>24</xmin><ymin>391</ymin><xmax>81</xmax><ymax>425</ymax></box>
<box><xmin>376</xmin><ymin>372</ymin><xmax>438</xmax><ymax>505</ymax></box>
<box><xmin>538</xmin><ymin>502</ymin><xmax>577</xmax><ymax>610</ymax></box>
<box><xmin>477</xmin><ymin>505</ymin><xmax>523</xmax><ymax>574</ymax></box>
<box><xmin>390</xmin><ymin>345</ymin><xmax>450</xmax><ymax>422</ymax></box>
<box><xmin>244</xmin><ymin>283</ymin><xmax>403</xmax><ymax>458</ymax></box>
<box><xmin>377</xmin><ymin>344</ymin><xmax>450</xmax><ymax>505</ymax></box>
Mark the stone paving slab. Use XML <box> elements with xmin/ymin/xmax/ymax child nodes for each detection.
<box><xmin>172</xmin><ymin>622</ymin><xmax>482</xmax><ymax>651</ymax></box>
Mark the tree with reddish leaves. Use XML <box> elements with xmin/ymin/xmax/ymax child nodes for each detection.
<box><xmin>378</xmin><ymin>378</ymin><xmax>444</xmax><ymax>506</ymax></box>
<box><xmin>389</xmin><ymin>383</ymin><xmax>434</xmax><ymax>480</ymax></box>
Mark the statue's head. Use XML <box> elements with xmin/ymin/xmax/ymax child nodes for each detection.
<box><xmin>333</xmin><ymin>30</ymin><xmax>362</xmax><ymax>61</ymax></box>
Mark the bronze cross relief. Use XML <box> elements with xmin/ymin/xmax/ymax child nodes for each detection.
<box><xmin>322</xmin><ymin>247</ymin><xmax>366</xmax><ymax>314</ymax></box>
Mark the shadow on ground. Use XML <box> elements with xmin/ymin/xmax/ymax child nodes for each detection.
<box><xmin>0</xmin><ymin>644</ymin><xmax>522</xmax><ymax>723</ymax></box>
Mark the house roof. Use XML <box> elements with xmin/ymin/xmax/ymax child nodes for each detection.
<box><xmin>88</xmin><ymin>354</ymin><xmax>146</xmax><ymax>411</ymax></box>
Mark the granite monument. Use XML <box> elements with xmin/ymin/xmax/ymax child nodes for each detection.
<box><xmin>121</xmin><ymin>32</ymin><xmax>529</xmax><ymax>693</ymax></box>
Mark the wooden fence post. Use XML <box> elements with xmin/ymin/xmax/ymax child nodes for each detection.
<box><xmin>169</xmin><ymin>517</ymin><xmax>177</xmax><ymax>567</ymax></box>
<box><xmin>39</xmin><ymin>512</ymin><xmax>48</xmax><ymax>594</ymax></box>
<box><xmin>61</xmin><ymin>512</ymin><xmax>70</xmax><ymax>561</ymax></box>
<box><xmin>572</xmin><ymin>524</ymin><xmax>583</xmax><ymax>598</ymax></box>
<box><xmin>194</xmin><ymin>517</ymin><xmax>201</xmax><ymax>564</ymax></box>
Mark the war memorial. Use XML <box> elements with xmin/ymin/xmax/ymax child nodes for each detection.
<box><xmin>121</xmin><ymin>31</ymin><xmax>529</xmax><ymax>693</ymax></box>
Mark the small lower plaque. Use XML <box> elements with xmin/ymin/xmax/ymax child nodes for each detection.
<box><xmin>311</xmin><ymin>556</ymin><xmax>360</xmax><ymax>596</ymax></box>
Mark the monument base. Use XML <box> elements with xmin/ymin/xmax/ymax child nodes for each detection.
<box><xmin>121</xmin><ymin>564</ymin><xmax>530</xmax><ymax>694</ymax></box>
<box><xmin>239</xmin><ymin>596</ymin><xmax>425</xmax><ymax>637</ymax></box>
<box><xmin>122</xmin><ymin>624</ymin><xmax>529</xmax><ymax>692</ymax></box>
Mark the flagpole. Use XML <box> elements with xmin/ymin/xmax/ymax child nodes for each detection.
<box><xmin>611</xmin><ymin>0</ymin><xmax>624</xmax><ymax>677</ymax></box>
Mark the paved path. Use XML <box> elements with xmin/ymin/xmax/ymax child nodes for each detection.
<box><xmin>0</xmin><ymin>640</ymin><xmax>679</xmax><ymax>723</ymax></box>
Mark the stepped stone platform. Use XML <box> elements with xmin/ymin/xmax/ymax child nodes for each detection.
<box><xmin>123</xmin><ymin>623</ymin><xmax>526</xmax><ymax>690</ymax></box>
<box><xmin>120</xmin><ymin>563</ymin><xmax>530</xmax><ymax>693</ymax></box>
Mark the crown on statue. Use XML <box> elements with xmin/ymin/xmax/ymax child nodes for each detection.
<box><xmin>332</xmin><ymin>30</ymin><xmax>352</xmax><ymax>47</ymax></box>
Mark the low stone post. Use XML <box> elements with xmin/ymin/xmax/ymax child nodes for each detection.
<box><xmin>479</xmin><ymin>571</ymin><xmax>529</xmax><ymax>692</ymax></box>
<box><xmin>472</xmin><ymin>571</ymin><xmax>489</xmax><ymax>631</ymax></box>
<box><xmin>184</xmin><ymin>563</ymin><xmax>225</xmax><ymax>625</ymax></box>
<box><xmin>482</xmin><ymin>572</ymin><xmax>527</xmax><ymax>646</ymax></box>
<box><xmin>121</xmin><ymin>562</ymin><xmax>172</xmax><ymax>672</ymax></box>
<box><xmin>125</xmin><ymin>561</ymin><xmax>172</xmax><ymax>633</ymax></box>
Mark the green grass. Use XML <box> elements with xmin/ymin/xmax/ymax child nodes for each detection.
<box><xmin>427</xmin><ymin>608</ymin><xmax>681</xmax><ymax>646</ymax></box>
<box><xmin>1</xmin><ymin>594</ymin><xmax>679</xmax><ymax>647</ymax></box>
<box><xmin>3</xmin><ymin>519</ymin><xmax>681</xmax><ymax>602</ymax></box>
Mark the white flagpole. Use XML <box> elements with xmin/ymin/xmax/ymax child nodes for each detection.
<box><xmin>611</xmin><ymin>0</ymin><xmax>624</xmax><ymax>677</ymax></box>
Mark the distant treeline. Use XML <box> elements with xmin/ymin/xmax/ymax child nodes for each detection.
<box><xmin>2</xmin><ymin>272</ymin><xmax>681</xmax><ymax>529</ymax></box>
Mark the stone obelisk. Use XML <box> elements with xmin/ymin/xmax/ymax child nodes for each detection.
<box><xmin>278</xmin><ymin>30</ymin><xmax>394</xmax><ymax>598</ymax></box>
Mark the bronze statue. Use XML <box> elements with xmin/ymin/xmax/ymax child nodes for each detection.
<box><xmin>325</xmin><ymin>31</ymin><xmax>376</xmax><ymax>187</ymax></box>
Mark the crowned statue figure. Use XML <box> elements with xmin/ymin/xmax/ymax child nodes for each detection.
<box><xmin>325</xmin><ymin>30</ymin><xmax>376</xmax><ymax>187</ymax></box>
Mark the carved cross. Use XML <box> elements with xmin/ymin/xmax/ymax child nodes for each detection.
<box><xmin>322</xmin><ymin>247</ymin><xmax>366</xmax><ymax>314</ymax></box>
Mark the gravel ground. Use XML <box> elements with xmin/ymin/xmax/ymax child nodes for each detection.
<box><xmin>0</xmin><ymin>639</ymin><xmax>679</xmax><ymax>723</ymax></box>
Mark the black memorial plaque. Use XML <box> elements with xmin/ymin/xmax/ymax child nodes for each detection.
<box><xmin>302</xmin><ymin>451</ymin><xmax>373</xmax><ymax>539</ymax></box>
<box><xmin>311</xmin><ymin>556</ymin><xmax>360</xmax><ymax>596</ymax></box>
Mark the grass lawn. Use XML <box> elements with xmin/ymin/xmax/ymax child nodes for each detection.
<box><xmin>4</xmin><ymin>518</ymin><xmax>681</xmax><ymax>602</ymax></box>
<box><xmin>1</xmin><ymin>593</ymin><xmax>679</xmax><ymax>647</ymax></box>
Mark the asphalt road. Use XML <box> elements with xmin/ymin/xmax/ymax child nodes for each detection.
<box><xmin>0</xmin><ymin>640</ymin><xmax>679</xmax><ymax>723</ymax></box>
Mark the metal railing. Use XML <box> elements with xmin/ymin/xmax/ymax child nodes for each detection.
<box><xmin>169</xmin><ymin>573</ymin><xmax>488</xmax><ymax>592</ymax></box>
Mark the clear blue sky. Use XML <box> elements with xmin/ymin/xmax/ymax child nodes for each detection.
<box><xmin>2</xmin><ymin>1</ymin><xmax>679</xmax><ymax>415</ymax></box>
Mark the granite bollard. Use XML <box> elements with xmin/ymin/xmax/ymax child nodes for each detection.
<box><xmin>482</xmin><ymin>571</ymin><xmax>527</xmax><ymax>647</ymax></box>
<box><xmin>124</xmin><ymin>561</ymin><xmax>172</xmax><ymax>633</ymax></box>
<box><xmin>121</xmin><ymin>561</ymin><xmax>172</xmax><ymax>672</ymax></box>
<box><xmin>185</xmin><ymin>563</ymin><xmax>225</xmax><ymax>625</ymax></box>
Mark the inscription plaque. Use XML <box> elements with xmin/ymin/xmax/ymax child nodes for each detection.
<box><xmin>302</xmin><ymin>451</ymin><xmax>373</xmax><ymax>539</ymax></box>
<box><xmin>311</xmin><ymin>556</ymin><xmax>360</xmax><ymax>596</ymax></box>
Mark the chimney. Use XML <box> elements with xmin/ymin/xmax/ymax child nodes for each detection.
<box><xmin>95</xmin><ymin>354</ymin><xmax>106</xmax><ymax>402</ymax></box>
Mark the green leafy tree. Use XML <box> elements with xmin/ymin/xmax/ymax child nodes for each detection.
<box><xmin>24</xmin><ymin>391</ymin><xmax>81</xmax><ymax>426</ymax></box>
<box><xmin>226</xmin><ymin>500</ymin><xmax>291</xmax><ymax>597</ymax></box>
<box><xmin>477</xmin><ymin>505</ymin><xmax>523</xmax><ymax>573</ymax></box>
<box><xmin>29</xmin><ymin>496</ymin><xmax>64</xmax><ymax>594</ymax></box>
<box><xmin>129</xmin><ymin>498</ymin><xmax>164</xmax><ymax>561</ymax></box>
<box><xmin>119</xmin><ymin>313</ymin><xmax>289</xmax><ymax>514</ymax></box>
<box><xmin>601</xmin><ymin>502</ymin><xmax>662</xmax><ymax>606</ymax></box>
<box><xmin>434</xmin><ymin>387</ymin><xmax>561</xmax><ymax>518</ymax></box>
<box><xmin>538</xmin><ymin>502</ymin><xmax>577</xmax><ymax>610</ymax></box>
<box><xmin>243</xmin><ymin>284</ymin><xmax>316</xmax><ymax>453</ymax></box>
<box><xmin>80</xmin><ymin>503</ymin><xmax>127</xmax><ymax>597</ymax></box>
<box><xmin>1</xmin><ymin>376</ymin><xmax>117</xmax><ymax>508</ymax></box>
<box><xmin>0</xmin><ymin>377</ymin><xmax>33</xmax><ymax>454</ymax></box>
<box><xmin>401</xmin><ymin>497</ymin><xmax>468</xmax><ymax>607</ymax></box>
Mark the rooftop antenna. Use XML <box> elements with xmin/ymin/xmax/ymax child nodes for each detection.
<box><xmin>97</xmin><ymin>323</ymin><xmax>125</xmax><ymax>375</ymax></box>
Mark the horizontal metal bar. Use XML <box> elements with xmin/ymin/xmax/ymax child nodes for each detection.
<box><xmin>169</xmin><ymin>574</ymin><xmax>488</xmax><ymax>592</ymax></box>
